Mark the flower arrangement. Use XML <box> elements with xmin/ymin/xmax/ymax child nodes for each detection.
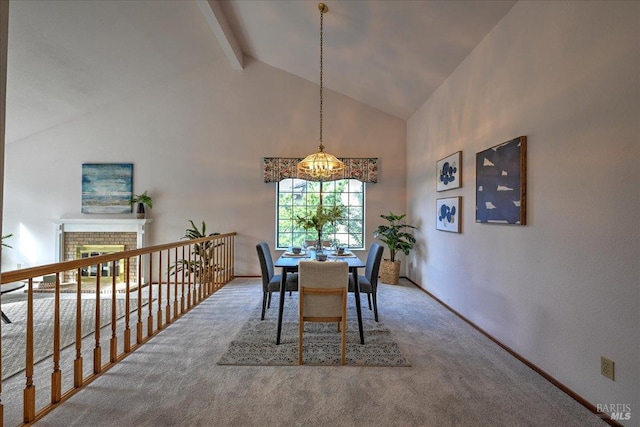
<box><xmin>295</xmin><ymin>205</ymin><xmax>344</xmax><ymax>248</ymax></box>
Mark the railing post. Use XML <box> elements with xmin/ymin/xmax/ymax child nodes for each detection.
<box><xmin>93</xmin><ymin>270</ymin><xmax>102</xmax><ymax>374</ymax></box>
<box><xmin>147</xmin><ymin>254</ymin><xmax>154</xmax><ymax>337</ymax></box>
<box><xmin>180</xmin><ymin>245</ymin><xmax>186</xmax><ymax>314</ymax></box>
<box><xmin>23</xmin><ymin>280</ymin><xmax>36</xmax><ymax>423</ymax></box>
<box><xmin>173</xmin><ymin>247</ymin><xmax>179</xmax><ymax>318</ymax></box>
<box><xmin>137</xmin><ymin>254</ymin><xmax>144</xmax><ymax>344</ymax></box>
<box><xmin>188</xmin><ymin>244</ymin><xmax>193</xmax><ymax>309</ymax></box>
<box><xmin>74</xmin><ymin>270</ymin><xmax>83</xmax><ymax>388</ymax></box>
<box><xmin>165</xmin><ymin>248</ymin><xmax>171</xmax><ymax>324</ymax></box>
<box><xmin>156</xmin><ymin>251</ymin><xmax>163</xmax><ymax>330</ymax></box>
<box><xmin>51</xmin><ymin>273</ymin><xmax>62</xmax><ymax>403</ymax></box>
<box><xmin>124</xmin><ymin>257</ymin><xmax>132</xmax><ymax>353</ymax></box>
<box><xmin>110</xmin><ymin>266</ymin><xmax>118</xmax><ymax>363</ymax></box>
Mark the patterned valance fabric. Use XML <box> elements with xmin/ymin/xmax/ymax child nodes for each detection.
<box><xmin>263</xmin><ymin>158</ymin><xmax>378</xmax><ymax>183</ymax></box>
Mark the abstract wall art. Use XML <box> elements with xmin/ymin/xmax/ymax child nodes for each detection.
<box><xmin>81</xmin><ymin>163</ymin><xmax>133</xmax><ymax>214</ymax></box>
<box><xmin>436</xmin><ymin>197</ymin><xmax>461</xmax><ymax>233</ymax></box>
<box><xmin>436</xmin><ymin>151</ymin><xmax>461</xmax><ymax>192</ymax></box>
<box><xmin>475</xmin><ymin>136</ymin><xmax>527</xmax><ymax>225</ymax></box>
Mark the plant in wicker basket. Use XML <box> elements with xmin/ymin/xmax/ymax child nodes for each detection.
<box><xmin>374</xmin><ymin>212</ymin><xmax>417</xmax><ymax>285</ymax></box>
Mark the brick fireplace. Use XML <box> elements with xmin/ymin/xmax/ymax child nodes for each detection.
<box><xmin>52</xmin><ymin>218</ymin><xmax>152</xmax><ymax>284</ymax></box>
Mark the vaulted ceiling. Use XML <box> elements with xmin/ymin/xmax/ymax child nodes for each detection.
<box><xmin>5</xmin><ymin>0</ymin><xmax>516</xmax><ymax>144</ymax></box>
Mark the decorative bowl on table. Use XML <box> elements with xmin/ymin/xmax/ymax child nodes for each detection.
<box><xmin>316</xmin><ymin>253</ymin><xmax>328</xmax><ymax>261</ymax></box>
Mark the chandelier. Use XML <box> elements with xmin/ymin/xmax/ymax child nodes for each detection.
<box><xmin>297</xmin><ymin>2</ymin><xmax>345</xmax><ymax>180</ymax></box>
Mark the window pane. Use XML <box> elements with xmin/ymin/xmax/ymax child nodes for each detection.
<box><xmin>276</xmin><ymin>179</ymin><xmax>365</xmax><ymax>250</ymax></box>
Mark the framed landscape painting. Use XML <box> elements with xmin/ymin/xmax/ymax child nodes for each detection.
<box><xmin>436</xmin><ymin>151</ymin><xmax>461</xmax><ymax>192</ymax></box>
<box><xmin>81</xmin><ymin>163</ymin><xmax>133</xmax><ymax>214</ymax></box>
<box><xmin>475</xmin><ymin>136</ymin><xmax>527</xmax><ymax>225</ymax></box>
<box><xmin>436</xmin><ymin>197</ymin><xmax>461</xmax><ymax>233</ymax></box>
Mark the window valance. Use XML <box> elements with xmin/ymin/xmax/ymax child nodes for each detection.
<box><xmin>263</xmin><ymin>158</ymin><xmax>378</xmax><ymax>183</ymax></box>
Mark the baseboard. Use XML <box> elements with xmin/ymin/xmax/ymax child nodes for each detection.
<box><xmin>402</xmin><ymin>276</ymin><xmax>622</xmax><ymax>427</ymax></box>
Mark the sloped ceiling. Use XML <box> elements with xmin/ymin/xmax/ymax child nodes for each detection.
<box><xmin>5</xmin><ymin>0</ymin><xmax>516</xmax><ymax>144</ymax></box>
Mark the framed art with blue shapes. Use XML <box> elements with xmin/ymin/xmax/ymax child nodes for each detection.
<box><xmin>475</xmin><ymin>136</ymin><xmax>527</xmax><ymax>225</ymax></box>
<box><xmin>436</xmin><ymin>151</ymin><xmax>461</xmax><ymax>192</ymax></box>
<box><xmin>436</xmin><ymin>197</ymin><xmax>461</xmax><ymax>233</ymax></box>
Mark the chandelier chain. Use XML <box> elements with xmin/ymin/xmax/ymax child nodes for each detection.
<box><xmin>319</xmin><ymin>6</ymin><xmax>324</xmax><ymax>146</ymax></box>
<box><xmin>296</xmin><ymin>3</ymin><xmax>344</xmax><ymax>181</ymax></box>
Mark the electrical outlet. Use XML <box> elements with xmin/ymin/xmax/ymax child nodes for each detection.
<box><xmin>601</xmin><ymin>356</ymin><xmax>615</xmax><ymax>381</ymax></box>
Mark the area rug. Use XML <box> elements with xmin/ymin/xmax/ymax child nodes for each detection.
<box><xmin>217</xmin><ymin>294</ymin><xmax>410</xmax><ymax>367</ymax></box>
<box><xmin>1</xmin><ymin>298</ymin><xmax>147</xmax><ymax>380</ymax></box>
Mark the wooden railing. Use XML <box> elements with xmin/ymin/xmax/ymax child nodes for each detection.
<box><xmin>0</xmin><ymin>232</ymin><xmax>235</xmax><ymax>427</ymax></box>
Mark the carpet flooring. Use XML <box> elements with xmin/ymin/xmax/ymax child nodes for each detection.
<box><xmin>24</xmin><ymin>279</ymin><xmax>606</xmax><ymax>427</ymax></box>
<box><xmin>218</xmin><ymin>293</ymin><xmax>410</xmax><ymax>366</ymax></box>
<box><xmin>32</xmin><ymin>281</ymin><xmax>148</xmax><ymax>294</ymax></box>
<box><xmin>1</xmin><ymin>298</ymin><xmax>146</xmax><ymax>380</ymax></box>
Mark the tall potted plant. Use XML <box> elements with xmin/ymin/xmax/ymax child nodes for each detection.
<box><xmin>130</xmin><ymin>190</ymin><xmax>153</xmax><ymax>219</ymax></box>
<box><xmin>374</xmin><ymin>212</ymin><xmax>417</xmax><ymax>285</ymax></box>
<box><xmin>169</xmin><ymin>220</ymin><xmax>221</xmax><ymax>281</ymax></box>
<box><xmin>2</xmin><ymin>233</ymin><xmax>12</xmax><ymax>248</ymax></box>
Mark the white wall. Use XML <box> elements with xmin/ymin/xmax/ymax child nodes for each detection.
<box><xmin>407</xmin><ymin>0</ymin><xmax>639</xmax><ymax>421</ymax></box>
<box><xmin>2</xmin><ymin>54</ymin><xmax>406</xmax><ymax>275</ymax></box>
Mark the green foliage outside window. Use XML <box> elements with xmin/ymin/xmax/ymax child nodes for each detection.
<box><xmin>277</xmin><ymin>179</ymin><xmax>364</xmax><ymax>249</ymax></box>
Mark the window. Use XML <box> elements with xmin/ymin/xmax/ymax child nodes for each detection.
<box><xmin>277</xmin><ymin>178</ymin><xmax>364</xmax><ymax>250</ymax></box>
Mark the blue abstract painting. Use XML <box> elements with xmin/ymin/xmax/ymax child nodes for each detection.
<box><xmin>436</xmin><ymin>151</ymin><xmax>461</xmax><ymax>192</ymax></box>
<box><xmin>81</xmin><ymin>163</ymin><xmax>133</xmax><ymax>214</ymax></box>
<box><xmin>436</xmin><ymin>197</ymin><xmax>461</xmax><ymax>233</ymax></box>
<box><xmin>475</xmin><ymin>137</ymin><xmax>527</xmax><ymax>225</ymax></box>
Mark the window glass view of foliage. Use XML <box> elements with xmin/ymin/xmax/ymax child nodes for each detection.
<box><xmin>277</xmin><ymin>179</ymin><xmax>364</xmax><ymax>249</ymax></box>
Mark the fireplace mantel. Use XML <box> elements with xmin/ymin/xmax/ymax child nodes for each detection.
<box><xmin>52</xmin><ymin>217</ymin><xmax>153</xmax><ymax>262</ymax></box>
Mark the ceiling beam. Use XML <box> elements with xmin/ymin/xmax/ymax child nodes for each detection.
<box><xmin>196</xmin><ymin>0</ymin><xmax>243</xmax><ymax>70</ymax></box>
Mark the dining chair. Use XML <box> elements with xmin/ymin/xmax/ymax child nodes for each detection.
<box><xmin>298</xmin><ymin>260</ymin><xmax>349</xmax><ymax>365</ymax></box>
<box><xmin>256</xmin><ymin>242</ymin><xmax>298</xmax><ymax>320</ymax></box>
<box><xmin>348</xmin><ymin>242</ymin><xmax>384</xmax><ymax>322</ymax></box>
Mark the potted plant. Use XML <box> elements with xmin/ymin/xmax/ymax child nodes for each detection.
<box><xmin>2</xmin><ymin>233</ymin><xmax>12</xmax><ymax>248</ymax></box>
<box><xmin>169</xmin><ymin>220</ymin><xmax>221</xmax><ymax>281</ymax></box>
<box><xmin>130</xmin><ymin>190</ymin><xmax>153</xmax><ymax>219</ymax></box>
<box><xmin>295</xmin><ymin>205</ymin><xmax>344</xmax><ymax>251</ymax></box>
<box><xmin>374</xmin><ymin>212</ymin><xmax>417</xmax><ymax>285</ymax></box>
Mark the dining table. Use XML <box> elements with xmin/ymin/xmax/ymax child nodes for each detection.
<box><xmin>273</xmin><ymin>249</ymin><xmax>367</xmax><ymax>345</ymax></box>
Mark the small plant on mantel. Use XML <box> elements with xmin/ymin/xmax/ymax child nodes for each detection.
<box><xmin>130</xmin><ymin>191</ymin><xmax>153</xmax><ymax>219</ymax></box>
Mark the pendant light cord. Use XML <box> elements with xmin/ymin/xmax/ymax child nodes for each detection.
<box><xmin>319</xmin><ymin>6</ymin><xmax>324</xmax><ymax>148</ymax></box>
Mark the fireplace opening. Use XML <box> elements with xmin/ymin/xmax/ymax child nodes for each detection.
<box><xmin>76</xmin><ymin>244</ymin><xmax>126</xmax><ymax>284</ymax></box>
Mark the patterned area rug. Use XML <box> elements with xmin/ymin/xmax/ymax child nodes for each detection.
<box><xmin>1</xmin><ymin>298</ymin><xmax>147</xmax><ymax>380</ymax></box>
<box><xmin>218</xmin><ymin>294</ymin><xmax>410</xmax><ymax>366</ymax></box>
